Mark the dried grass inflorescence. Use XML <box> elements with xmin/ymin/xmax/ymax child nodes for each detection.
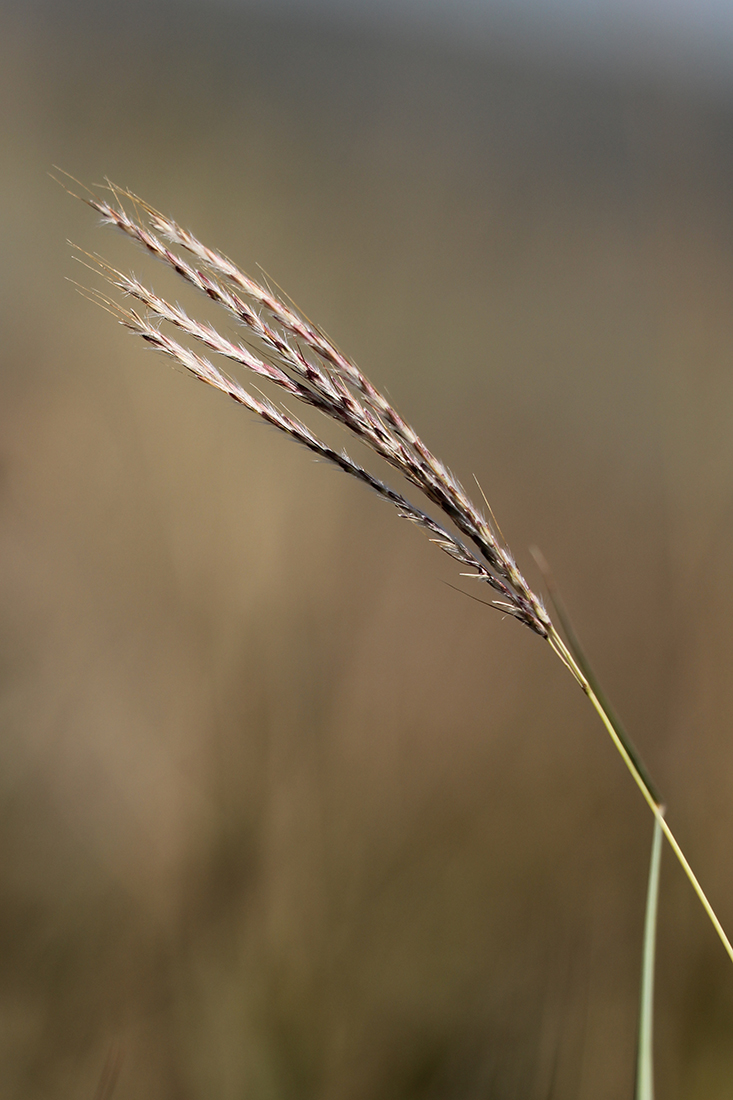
<box><xmin>64</xmin><ymin>174</ymin><xmax>733</xmax><ymax>965</ymax></box>
<box><xmin>69</xmin><ymin>178</ymin><xmax>552</xmax><ymax>639</ymax></box>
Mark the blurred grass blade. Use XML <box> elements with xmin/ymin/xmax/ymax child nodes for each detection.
<box><xmin>636</xmin><ymin>813</ymin><xmax>664</xmax><ymax>1100</ymax></box>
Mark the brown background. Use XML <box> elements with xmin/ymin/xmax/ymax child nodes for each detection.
<box><xmin>1</xmin><ymin>2</ymin><xmax>733</xmax><ymax>1096</ymax></box>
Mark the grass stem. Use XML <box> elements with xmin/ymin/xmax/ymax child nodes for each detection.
<box><xmin>550</xmin><ymin>629</ymin><xmax>733</xmax><ymax>965</ymax></box>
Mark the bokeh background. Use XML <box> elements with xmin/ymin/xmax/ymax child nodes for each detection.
<box><xmin>2</xmin><ymin>0</ymin><xmax>733</xmax><ymax>1096</ymax></box>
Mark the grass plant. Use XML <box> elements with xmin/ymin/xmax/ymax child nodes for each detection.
<box><xmin>62</xmin><ymin>174</ymin><xmax>732</xmax><ymax>1086</ymax></box>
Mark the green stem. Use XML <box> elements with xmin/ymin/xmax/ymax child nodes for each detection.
<box><xmin>548</xmin><ymin>628</ymin><xmax>733</xmax><ymax>966</ymax></box>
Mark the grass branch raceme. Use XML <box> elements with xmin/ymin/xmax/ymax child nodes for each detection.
<box><xmin>62</xmin><ymin>173</ymin><xmax>733</xmax><ymax>966</ymax></box>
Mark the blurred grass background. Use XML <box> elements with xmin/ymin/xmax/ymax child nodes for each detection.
<box><xmin>2</xmin><ymin>1</ymin><xmax>733</xmax><ymax>1096</ymax></box>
